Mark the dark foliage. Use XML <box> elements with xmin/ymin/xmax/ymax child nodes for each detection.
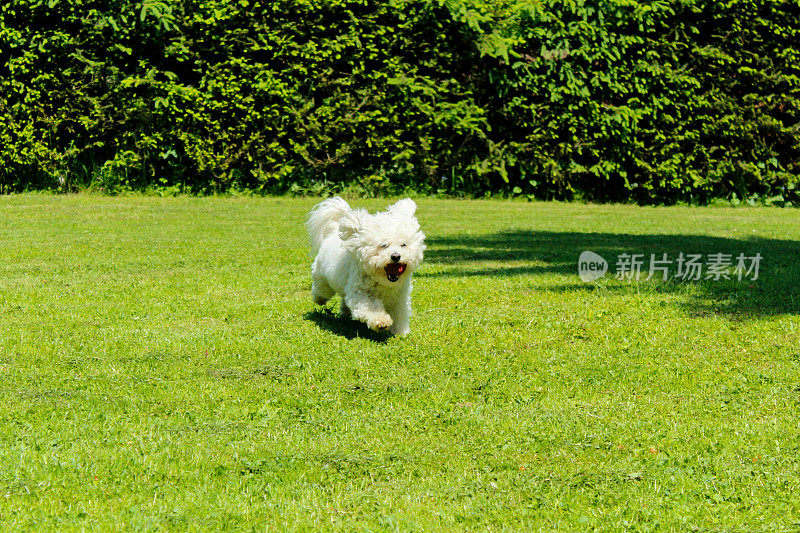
<box><xmin>1</xmin><ymin>0</ymin><xmax>798</xmax><ymax>203</ymax></box>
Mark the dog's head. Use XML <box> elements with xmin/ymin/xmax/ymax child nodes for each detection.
<box><xmin>339</xmin><ymin>198</ymin><xmax>426</xmax><ymax>286</ymax></box>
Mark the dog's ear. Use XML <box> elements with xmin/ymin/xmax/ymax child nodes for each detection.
<box><xmin>338</xmin><ymin>209</ymin><xmax>365</xmax><ymax>242</ymax></box>
<box><xmin>388</xmin><ymin>198</ymin><xmax>417</xmax><ymax>217</ymax></box>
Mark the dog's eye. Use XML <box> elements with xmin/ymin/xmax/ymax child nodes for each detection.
<box><xmin>379</xmin><ymin>244</ymin><xmax>388</xmax><ymax>249</ymax></box>
<box><xmin>401</xmin><ymin>243</ymin><xmax>407</xmax><ymax>247</ymax></box>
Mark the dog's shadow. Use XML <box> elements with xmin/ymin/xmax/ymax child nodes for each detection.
<box><xmin>304</xmin><ymin>307</ymin><xmax>391</xmax><ymax>343</ymax></box>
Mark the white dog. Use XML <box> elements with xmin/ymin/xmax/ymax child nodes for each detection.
<box><xmin>305</xmin><ymin>197</ymin><xmax>425</xmax><ymax>335</ymax></box>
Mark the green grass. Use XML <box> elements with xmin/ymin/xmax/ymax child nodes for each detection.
<box><xmin>1</xmin><ymin>194</ymin><xmax>799</xmax><ymax>531</ymax></box>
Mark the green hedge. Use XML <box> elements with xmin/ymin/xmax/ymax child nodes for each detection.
<box><xmin>1</xmin><ymin>0</ymin><xmax>798</xmax><ymax>203</ymax></box>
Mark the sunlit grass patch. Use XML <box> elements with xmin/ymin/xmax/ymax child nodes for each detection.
<box><xmin>0</xmin><ymin>194</ymin><xmax>798</xmax><ymax>530</ymax></box>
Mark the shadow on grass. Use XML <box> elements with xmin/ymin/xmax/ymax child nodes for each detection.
<box><xmin>304</xmin><ymin>308</ymin><xmax>390</xmax><ymax>343</ymax></box>
<box><xmin>420</xmin><ymin>231</ymin><xmax>800</xmax><ymax>317</ymax></box>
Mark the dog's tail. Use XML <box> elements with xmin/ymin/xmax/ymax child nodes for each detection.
<box><xmin>305</xmin><ymin>196</ymin><xmax>351</xmax><ymax>254</ymax></box>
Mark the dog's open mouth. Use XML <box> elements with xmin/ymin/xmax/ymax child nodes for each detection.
<box><xmin>384</xmin><ymin>263</ymin><xmax>407</xmax><ymax>282</ymax></box>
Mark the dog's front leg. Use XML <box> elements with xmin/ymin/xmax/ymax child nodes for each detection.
<box><xmin>386</xmin><ymin>284</ymin><xmax>412</xmax><ymax>335</ymax></box>
<box><xmin>345</xmin><ymin>290</ymin><xmax>393</xmax><ymax>332</ymax></box>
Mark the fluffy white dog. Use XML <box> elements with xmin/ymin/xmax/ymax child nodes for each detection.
<box><xmin>305</xmin><ymin>197</ymin><xmax>426</xmax><ymax>335</ymax></box>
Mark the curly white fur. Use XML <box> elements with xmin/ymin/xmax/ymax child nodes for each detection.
<box><xmin>305</xmin><ymin>197</ymin><xmax>426</xmax><ymax>335</ymax></box>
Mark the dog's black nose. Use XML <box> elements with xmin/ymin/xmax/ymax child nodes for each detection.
<box><xmin>390</xmin><ymin>253</ymin><xmax>401</xmax><ymax>263</ymax></box>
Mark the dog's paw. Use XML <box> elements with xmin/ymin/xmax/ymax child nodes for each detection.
<box><xmin>366</xmin><ymin>313</ymin><xmax>393</xmax><ymax>332</ymax></box>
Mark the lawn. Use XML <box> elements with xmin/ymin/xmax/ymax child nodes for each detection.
<box><xmin>1</xmin><ymin>194</ymin><xmax>799</xmax><ymax>531</ymax></box>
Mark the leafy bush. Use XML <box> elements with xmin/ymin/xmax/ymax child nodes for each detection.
<box><xmin>497</xmin><ymin>0</ymin><xmax>800</xmax><ymax>203</ymax></box>
<box><xmin>1</xmin><ymin>0</ymin><xmax>798</xmax><ymax>203</ymax></box>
